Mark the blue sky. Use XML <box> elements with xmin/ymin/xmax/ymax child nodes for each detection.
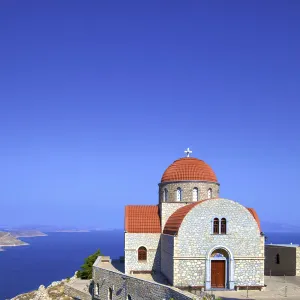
<box><xmin>0</xmin><ymin>1</ymin><xmax>299</xmax><ymax>229</ymax></box>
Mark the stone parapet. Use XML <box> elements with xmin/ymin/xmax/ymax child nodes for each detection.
<box><xmin>93</xmin><ymin>262</ymin><xmax>206</xmax><ymax>300</ymax></box>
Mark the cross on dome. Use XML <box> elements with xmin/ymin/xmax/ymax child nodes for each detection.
<box><xmin>184</xmin><ymin>147</ymin><xmax>192</xmax><ymax>157</ymax></box>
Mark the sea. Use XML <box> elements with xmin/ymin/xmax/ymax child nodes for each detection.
<box><xmin>0</xmin><ymin>231</ymin><xmax>299</xmax><ymax>300</ymax></box>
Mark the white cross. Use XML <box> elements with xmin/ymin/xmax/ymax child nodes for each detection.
<box><xmin>184</xmin><ymin>147</ymin><xmax>192</xmax><ymax>157</ymax></box>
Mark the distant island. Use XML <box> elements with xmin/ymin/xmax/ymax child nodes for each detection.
<box><xmin>0</xmin><ymin>230</ymin><xmax>47</xmax><ymax>251</ymax></box>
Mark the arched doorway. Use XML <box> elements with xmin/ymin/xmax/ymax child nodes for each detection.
<box><xmin>210</xmin><ymin>249</ymin><xmax>228</xmax><ymax>288</ymax></box>
<box><xmin>205</xmin><ymin>246</ymin><xmax>234</xmax><ymax>290</ymax></box>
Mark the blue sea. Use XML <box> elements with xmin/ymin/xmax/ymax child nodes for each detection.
<box><xmin>0</xmin><ymin>230</ymin><xmax>124</xmax><ymax>300</ymax></box>
<box><xmin>0</xmin><ymin>231</ymin><xmax>299</xmax><ymax>300</ymax></box>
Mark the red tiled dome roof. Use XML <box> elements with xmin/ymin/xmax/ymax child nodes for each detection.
<box><xmin>161</xmin><ymin>157</ymin><xmax>217</xmax><ymax>183</ymax></box>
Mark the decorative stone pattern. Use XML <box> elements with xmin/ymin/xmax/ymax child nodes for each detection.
<box><xmin>159</xmin><ymin>181</ymin><xmax>219</xmax><ymax>204</ymax></box>
<box><xmin>124</xmin><ymin>233</ymin><xmax>161</xmax><ymax>274</ymax></box>
<box><xmin>93</xmin><ymin>263</ymin><xmax>203</xmax><ymax>300</ymax></box>
<box><xmin>161</xmin><ymin>234</ymin><xmax>174</xmax><ymax>284</ymax></box>
<box><xmin>173</xmin><ymin>198</ymin><xmax>264</xmax><ymax>287</ymax></box>
<box><xmin>296</xmin><ymin>247</ymin><xmax>300</xmax><ymax>276</ymax></box>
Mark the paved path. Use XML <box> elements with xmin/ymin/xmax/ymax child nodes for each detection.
<box><xmin>213</xmin><ymin>276</ymin><xmax>300</xmax><ymax>300</ymax></box>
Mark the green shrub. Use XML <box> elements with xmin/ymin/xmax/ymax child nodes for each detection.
<box><xmin>77</xmin><ymin>249</ymin><xmax>102</xmax><ymax>279</ymax></box>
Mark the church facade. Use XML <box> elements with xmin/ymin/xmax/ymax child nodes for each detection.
<box><xmin>125</xmin><ymin>150</ymin><xmax>265</xmax><ymax>290</ymax></box>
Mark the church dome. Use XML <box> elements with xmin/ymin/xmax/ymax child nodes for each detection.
<box><xmin>161</xmin><ymin>157</ymin><xmax>218</xmax><ymax>183</ymax></box>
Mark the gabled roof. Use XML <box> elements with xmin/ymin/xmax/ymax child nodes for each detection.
<box><xmin>125</xmin><ymin>205</ymin><xmax>161</xmax><ymax>233</ymax></box>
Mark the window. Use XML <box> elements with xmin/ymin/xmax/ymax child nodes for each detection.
<box><xmin>213</xmin><ymin>218</ymin><xmax>219</xmax><ymax>234</ymax></box>
<box><xmin>138</xmin><ymin>246</ymin><xmax>147</xmax><ymax>261</ymax></box>
<box><xmin>127</xmin><ymin>295</ymin><xmax>132</xmax><ymax>300</ymax></box>
<box><xmin>176</xmin><ymin>187</ymin><xmax>182</xmax><ymax>201</ymax></box>
<box><xmin>94</xmin><ymin>283</ymin><xmax>99</xmax><ymax>295</ymax></box>
<box><xmin>108</xmin><ymin>287</ymin><xmax>113</xmax><ymax>300</ymax></box>
<box><xmin>275</xmin><ymin>253</ymin><xmax>280</xmax><ymax>264</ymax></box>
<box><xmin>192</xmin><ymin>187</ymin><xmax>198</xmax><ymax>202</ymax></box>
<box><xmin>163</xmin><ymin>188</ymin><xmax>168</xmax><ymax>202</ymax></box>
<box><xmin>208</xmin><ymin>188</ymin><xmax>212</xmax><ymax>199</ymax></box>
<box><xmin>221</xmin><ymin>218</ymin><xmax>227</xmax><ymax>234</ymax></box>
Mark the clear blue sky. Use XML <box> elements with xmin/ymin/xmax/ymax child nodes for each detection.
<box><xmin>0</xmin><ymin>1</ymin><xmax>299</xmax><ymax>229</ymax></box>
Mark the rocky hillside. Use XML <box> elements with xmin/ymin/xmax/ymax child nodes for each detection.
<box><xmin>10</xmin><ymin>273</ymin><xmax>77</xmax><ymax>300</ymax></box>
<box><xmin>0</xmin><ymin>232</ymin><xmax>28</xmax><ymax>247</ymax></box>
<box><xmin>9</xmin><ymin>230</ymin><xmax>47</xmax><ymax>238</ymax></box>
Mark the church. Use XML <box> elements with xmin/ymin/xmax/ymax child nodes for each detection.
<box><xmin>124</xmin><ymin>149</ymin><xmax>265</xmax><ymax>291</ymax></box>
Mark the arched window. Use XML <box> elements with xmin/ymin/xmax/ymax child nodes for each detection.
<box><xmin>108</xmin><ymin>287</ymin><xmax>113</xmax><ymax>300</ymax></box>
<box><xmin>208</xmin><ymin>188</ymin><xmax>212</xmax><ymax>199</ymax></box>
<box><xmin>221</xmin><ymin>218</ymin><xmax>227</xmax><ymax>234</ymax></box>
<box><xmin>192</xmin><ymin>187</ymin><xmax>198</xmax><ymax>202</ymax></box>
<box><xmin>213</xmin><ymin>218</ymin><xmax>219</xmax><ymax>234</ymax></box>
<box><xmin>163</xmin><ymin>188</ymin><xmax>168</xmax><ymax>202</ymax></box>
<box><xmin>276</xmin><ymin>253</ymin><xmax>280</xmax><ymax>264</ymax></box>
<box><xmin>176</xmin><ymin>187</ymin><xmax>182</xmax><ymax>201</ymax></box>
<box><xmin>138</xmin><ymin>246</ymin><xmax>147</xmax><ymax>261</ymax></box>
<box><xmin>127</xmin><ymin>295</ymin><xmax>132</xmax><ymax>300</ymax></box>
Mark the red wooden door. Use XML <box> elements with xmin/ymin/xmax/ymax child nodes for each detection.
<box><xmin>211</xmin><ymin>260</ymin><xmax>225</xmax><ymax>288</ymax></box>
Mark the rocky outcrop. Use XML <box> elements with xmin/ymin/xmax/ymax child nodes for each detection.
<box><xmin>11</xmin><ymin>273</ymin><xmax>78</xmax><ymax>300</ymax></box>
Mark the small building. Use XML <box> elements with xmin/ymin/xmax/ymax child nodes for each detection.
<box><xmin>265</xmin><ymin>244</ymin><xmax>300</xmax><ymax>276</ymax></box>
<box><xmin>124</xmin><ymin>150</ymin><xmax>265</xmax><ymax>291</ymax></box>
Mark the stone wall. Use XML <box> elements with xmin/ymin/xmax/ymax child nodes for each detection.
<box><xmin>174</xmin><ymin>259</ymin><xmax>206</xmax><ymax>287</ymax></box>
<box><xmin>64</xmin><ymin>282</ymin><xmax>92</xmax><ymax>300</ymax></box>
<box><xmin>93</xmin><ymin>263</ymin><xmax>202</xmax><ymax>300</ymax></box>
<box><xmin>234</xmin><ymin>259</ymin><xmax>264</xmax><ymax>286</ymax></box>
<box><xmin>296</xmin><ymin>247</ymin><xmax>300</xmax><ymax>276</ymax></box>
<box><xmin>161</xmin><ymin>234</ymin><xmax>174</xmax><ymax>284</ymax></box>
<box><xmin>124</xmin><ymin>233</ymin><xmax>161</xmax><ymax>274</ymax></box>
<box><xmin>176</xmin><ymin>198</ymin><xmax>263</xmax><ymax>257</ymax></box>
<box><xmin>158</xmin><ymin>181</ymin><xmax>219</xmax><ymax>204</ymax></box>
<box><xmin>173</xmin><ymin>198</ymin><xmax>264</xmax><ymax>287</ymax></box>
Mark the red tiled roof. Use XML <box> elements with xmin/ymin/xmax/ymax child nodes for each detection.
<box><xmin>247</xmin><ymin>208</ymin><xmax>261</xmax><ymax>232</ymax></box>
<box><xmin>163</xmin><ymin>199</ymin><xmax>211</xmax><ymax>235</ymax></box>
<box><xmin>161</xmin><ymin>157</ymin><xmax>217</xmax><ymax>183</ymax></box>
<box><xmin>163</xmin><ymin>200</ymin><xmax>262</xmax><ymax>235</ymax></box>
<box><xmin>125</xmin><ymin>205</ymin><xmax>161</xmax><ymax>233</ymax></box>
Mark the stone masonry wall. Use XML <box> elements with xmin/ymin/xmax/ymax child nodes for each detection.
<box><xmin>296</xmin><ymin>247</ymin><xmax>300</xmax><ymax>276</ymax></box>
<box><xmin>174</xmin><ymin>259</ymin><xmax>206</xmax><ymax>287</ymax></box>
<box><xmin>174</xmin><ymin>198</ymin><xmax>264</xmax><ymax>287</ymax></box>
<box><xmin>93</xmin><ymin>264</ymin><xmax>201</xmax><ymax>300</ymax></box>
<box><xmin>159</xmin><ymin>181</ymin><xmax>219</xmax><ymax>204</ymax></box>
<box><xmin>125</xmin><ymin>233</ymin><xmax>161</xmax><ymax>274</ymax></box>
<box><xmin>234</xmin><ymin>259</ymin><xmax>264</xmax><ymax>286</ymax></box>
<box><xmin>161</xmin><ymin>234</ymin><xmax>174</xmax><ymax>284</ymax></box>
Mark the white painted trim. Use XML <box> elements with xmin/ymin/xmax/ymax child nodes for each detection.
<box><xmin>172</xmin><ymin>256</ymin><xmax>264</xmax><ymax>260</ymax></box>
<box><xmin>205</xmin><ymin>245</ymin><xmax>235</xmax><ymax>290</ymax></box>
